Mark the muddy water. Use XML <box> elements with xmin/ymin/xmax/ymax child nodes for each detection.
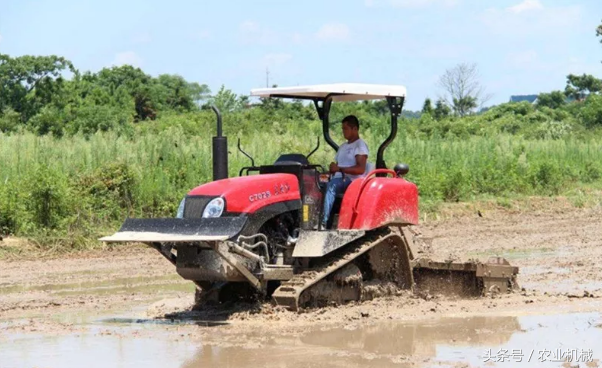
<box><xmin>1</xmin><ymin>311</ymin><xmax>600</xmax><ymax>368</ymax></box>
<box><xmin>2</xmin><ymin>208</ymin><xmax>602</xmax><ymax>368</ymax></box>
<box><xmin>0</xmin><ymin>274</ymin><xmax>192</xmax><ymax>296</ymax></box>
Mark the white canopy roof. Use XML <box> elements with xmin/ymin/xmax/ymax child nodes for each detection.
<box><xmin>250</xmin><ymin>83</ymin><xmax>406</xmax><ymax>102</ymax></box>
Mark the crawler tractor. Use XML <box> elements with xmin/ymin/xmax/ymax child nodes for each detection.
<box><xmin>101</xmin><ymin>84</ymin><xmax>518</xmax><ymax>310</ymax></box>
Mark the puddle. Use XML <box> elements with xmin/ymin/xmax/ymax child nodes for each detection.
<box><xmin>0</xmin><ymin>312</ymin><xmax>600</xmax><ymax>368</ymax></box>
<box><xmin>0</xmin><ymin>268</ymin><xmax>115</xmax><ymax>288</ymax></box>
<box><xmin>101</xmin><ymin>317</ymin><xmax>228</xmax><ymax>327</ymax></box>
<box><xmin>520</xmin><ymin>266</ymin><xmax>571</xmax><ymax>276</ymax></box>
<box><xmin>53</xmin><ymin>280</ymin><xmax>195</xmax><ymax>297</ymax></box>
<box><xmin>0</xmin><ymin>274</ymin><xmax>191</xmax><ymax>295</ymax></box>
<box><xmin>468</xmin><ymin>246</ymin><xmax>572</xmax><ymax>261</ymax></box>
<box><xmin>436</xmin><ymin>313</ymin><xmax>602</xmax><ymax>367</ymax></box>
<box><xmin>520</xmin><ymin>278</ymin><xmax>602</xmax><ymax>294</ymax></box>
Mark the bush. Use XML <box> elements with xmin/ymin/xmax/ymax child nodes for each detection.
<box><xmin>529</xmin><ymin>162</ymin><xmax>563</xmax><ymax>195</ymax></box>
<box><xmin>580</xmin><ymin>95</ymin><xmax>602</xmax><ymax>127</ymax></box>
<box><xmin>27</xmin><ymin>106</ymin><xmax>65</xmax><ymax>137</ymax></box>
<box><xmin>24</xmin><ymin>166</ymin><xmax>73</xmax><ymax>231</ymax></box>
<box><xmin>0</xmin><ymin>181</ymin><xmax>24</xmax><ymax>235</ymax></box>
<box><xmin>0</xmin><ymin>108</ymin><xmax>22</xmax><ymax>133</ymax></box>
<box><xmin>440</xmin><ymin>167</ymin><xmax>471</xmax><ymax>202</ymax></box>
<box><xmin>487</xmin><ymin>102</ymin><xmax>534</xmax><ymax>119</ymax></box>
<box><xmin>1</xmin><ymin>112</ymin><xmax>602</xmax><ymax>250</ymax></box>
<box><xmin>66</xmin><ymin>104</ymin><xmax>131</xmax><ymax>136</ymax></box>
<box><xmin>536</xmin><ymin>91</ymin><xmax>566</xmax><ymax>109</ymax></box>
<box><xmin>77</xmin><ymin>162</ymin><xmax>136</xmax><ymax>209</ymax></box>
<box><xmin>582</xmin><ymin>161</ymin><xmax>602</xmax><ymax>183</ymax></box>
<box><xmin>524</xmin><ymin>121</ymin><xmax>572</xmax><ymax>140</ymax></box>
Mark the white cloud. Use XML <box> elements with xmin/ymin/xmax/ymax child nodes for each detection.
<box><xmin>239</xmin><ymin>21</ymin><xmax>278</xmax><ymax>44</ymax></box>
<box><xmin>236</xmin><ymin>53</ymin><xmax>300</xmax><ymax>86</ymax></box>
<box><xmin>191</xmin><ymin>30</ymin><xmax>211</xmax><ymax>41</ymax></box>
<box><xmin>503</xmin><ymin>52</ymin><xmax>602</xmax><ymax>78</ymax></box>
<box><xmin>507</xmin><ymin>0</ymin><xmax>543</xmax><ymax>14</ymax></box>
<box><xmin>366</xmin><ymin>0</ymin><xmax>458</xmax><ymax>8</ymax></box>
<box><xmin>421</xmin><ymin>44</ymin><xmax>472</xmax><ymax>59</ymax></box>
<box><xmin>506</xmin><ymin>50</ymin><xmax>539</xmax><ymax>69</ymax></box>
<box><xmin>132</xmin><ymin>32</ymin><xmax>151</xmax><ymax>44</ymax></box>
<box><xmin>240</xmin><ymin>21</ymin><xmax>260</xmax><ymax>34</ymax></box>
<box><xmin>112</xmin><ymin>51</ymin><xmax>142</xmax><ymax>67</ymax></box>
<box><xmin>239</xmin><ymin>53</ymin><xmax>295</xmax><ymax>71</ymax></box>
<box><xmin>315</xmin><ymin>23</ymin><xmax>350</xmax><ymax>41</ymax></box>
<box><xmin>266</xmin><ymin>54</ymin><xmax>292</xmax><ymax>65</ymax></box>
<box><xmin>263</xmin><ymin>53</ymin><xmax>293</xmax><ymax>67</ymax></box>
<box><xmin>565</xmin><ymin>57</ymin><xmax>602</xmax><ymax>76</ymax></box>
<box><xmin>0</xmin><ymin>34</ymin><xmax>3</xmax><ymax>43</ymax></box>
<box><xmin>481</xmin><ymin>3</ymin><xmax>581</xmax><ymax>35</ymax></box>
<box><xmin>291</xmin><ymin>32</ymin><xmax>304</xmax><ymax>44</ymax></box>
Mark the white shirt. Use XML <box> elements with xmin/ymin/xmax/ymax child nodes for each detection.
<box><xmin>333</xmin><ymin>138</ymin><xmax>370</xmax><ymax>181</ymax></box>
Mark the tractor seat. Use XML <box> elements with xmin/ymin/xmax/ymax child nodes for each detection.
<box><xmin>274</xmin><ymin>153</ymin><xmax>309</xmax><ymax>166</ymax></box>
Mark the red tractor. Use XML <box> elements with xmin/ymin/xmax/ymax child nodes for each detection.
<box><xmin>101</xmin><ymin>84</ymin><xmax>518</xmax><ymax>310</ymax></box>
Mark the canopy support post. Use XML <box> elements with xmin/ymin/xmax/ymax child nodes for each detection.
<box><xmin>313</xmin><ymin>98</ymin><xmax>338</xmax><ymax>153</ymax></box>
<box><xmin>376</xmin><ymin>96</ymin><xmax>404</xmax><ymax>170</ymax></box>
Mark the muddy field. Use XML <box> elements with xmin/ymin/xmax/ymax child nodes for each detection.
<box><xmin>1</xmin><ymin>204</ymin><xmax>602</xmax><ymax>367</ymax></box>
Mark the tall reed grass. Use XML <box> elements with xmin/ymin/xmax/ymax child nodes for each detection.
<box><xmin>1</xmin><ymin>128</ymin><xmax>601</xmax><ymax>247</ymax></box>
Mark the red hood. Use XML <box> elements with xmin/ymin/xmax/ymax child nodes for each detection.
<box><xmin>188</xmin><ymin>174</ymin><xmax>300</xmax><ymax>214</ymax></box>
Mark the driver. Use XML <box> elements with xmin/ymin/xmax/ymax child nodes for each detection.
<box><xmin>321</xmin><ymin>115</ymin><xmax>369</xmax><ymax>229</ymax></box>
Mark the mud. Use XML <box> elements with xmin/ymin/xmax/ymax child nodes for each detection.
<box><xmin>1</xmin><ymin>311</ymin><xmax>600</xmax><ymax>367</ymax></box>
<box><xmin>1</xmin><ymin>206</ymin><xmax>602</xmax><ymax>367</ymax></box>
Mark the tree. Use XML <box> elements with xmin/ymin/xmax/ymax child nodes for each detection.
<box><xmin>452</xmin><ymin>96</ymin><xmax>477</xmax><ymax>116</ymax></box>
<box><xmin>93</xmin><ymin>65</ymin><xmax>160</xmax><ymax>120</ymax></box>
<box><xmin>259</xmin><ymin>84</ymin><xmax>283</xmax><ymax>111</ymax></box>
<box><xmin>365</xmin><ymin>100</ymin><xmax>389</xmax><ymax>115</ymax></box>
<box><xmin>433</xmin><ymin>99</ymin><xmax>451</xmax><ymax>120</ymax></box>
<box><xmin>0</xmin><ymin>108</ymin><xmax>21</xmax><ymax>133</ymax></box>
<box><xmin>156</xmin><ymin>74</ymin><xmax>210</xmax><ymax>111</ymax></box>
<box><xmin>580</xmin><ymin>94</ymin><xmax>602</xmax><ymax>127</ymax></box>
<box><xmin>564</xmin><ymin>74</ymin><xmax>602</xmax><ymax>101</ymax></box>
<box><xmin>209</xmin><ymin>85</ymin><xmax>245</xmax><ymax>112</ymax></box>
<box><xmin>438</xmin><ymin>63</ymin><xmax>490</xmax><ymax>117</ymax></box>
<box><xmin>0</xmin><ymin>54</ymin><xmax>75</xmax><ymax>121</ymax></box>
<box><xmin>536</xmin><ymin>91</ymin><xmax>566</xmax><ymax>109</ymax></box>
<box><xmin>422</xmin><ymin>98</ymin><xmax>433</xmax><ymax>115</ymax></box>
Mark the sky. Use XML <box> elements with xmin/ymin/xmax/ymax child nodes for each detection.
<box><xmin>1</xmin><ymin>0</ymin><xmax>601</xmax><ymax>110</ymax></box>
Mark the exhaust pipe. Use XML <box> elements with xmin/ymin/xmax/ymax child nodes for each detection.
<box><xmin>211</xmin><ymin>105</ymin><xmax>228</xmax><ymax>180</ymax></box>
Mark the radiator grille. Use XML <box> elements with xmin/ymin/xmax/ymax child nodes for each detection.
<box><xmin>183</xmin><ymin>196</ymin><xmax>213</xmax><ymax>218</ymax></box>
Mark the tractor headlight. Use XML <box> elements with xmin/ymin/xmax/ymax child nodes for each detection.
<box><xmin>176</xmin><ymin>198</ymin><xmax>186</xmax><ymax>218</ymax></box>
<box><xmin>202</xmin><ymin>197</ymin><xmax>225</xmax><ymax>218</ymax></box>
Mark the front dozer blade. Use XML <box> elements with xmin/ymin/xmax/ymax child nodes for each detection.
<box><xmin>99</xmin><ymin>217</ymin><xmax>247</xmax><ymax>243</ymax></box>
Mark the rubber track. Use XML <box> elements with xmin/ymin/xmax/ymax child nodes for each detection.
<box><xmin>272</xmin><ymin>228</ymin><xmax>399</xmax><ymax>310</ymax></box>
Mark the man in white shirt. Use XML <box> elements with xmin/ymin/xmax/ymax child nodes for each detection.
<box><xmin>321</xmin><ymin>115</ymin><xmax>369</xmax><ymax>229</ymax></box>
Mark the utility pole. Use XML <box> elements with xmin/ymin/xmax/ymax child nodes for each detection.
<box><xmin>266</xmin><ymin>67</ymin><xmax>270</xmax><ymax>88</ymax></box>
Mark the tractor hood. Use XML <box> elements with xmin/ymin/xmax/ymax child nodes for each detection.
<box><xmin>186</xmin><ymin>173</ymin><xmax>301</xmax><ymax>215</ymax></box>
<box><xmin>99</xmin><ymin>173</ymin><xmax>302</xmax><ymax>244</ymax></box>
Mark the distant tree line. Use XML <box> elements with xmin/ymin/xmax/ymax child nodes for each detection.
<box><xmin>417</xmin><ymin>20</ymin><xmax>602</xmax><ymax>121</ymax></box>
<box><xmin>0</xmin><ymin>54</ymin><xmax>214</xmax><ymax>135</ymax></box>
<box><xmin>2</xmin><ymin>20</ymin><xmax>602</xmax><ymax>137</ymax></box>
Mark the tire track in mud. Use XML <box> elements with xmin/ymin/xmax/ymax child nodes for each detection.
<box><xmin>0</xmin><ymin>207</ymin><xmax>601</xmax><ymax>325</ymax></box>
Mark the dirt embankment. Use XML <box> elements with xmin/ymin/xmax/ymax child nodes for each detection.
<box><xmin>1</xmin><ymin>204</ymin><xmax>601</xmax><ymax>329</ymax></box>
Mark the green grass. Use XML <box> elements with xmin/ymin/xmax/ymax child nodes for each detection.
<box><xmin>1</xmin><ymin>128</ymin><xmax>602</xmax><ymax>252</ymax></box>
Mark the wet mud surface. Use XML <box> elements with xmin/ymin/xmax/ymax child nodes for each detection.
<box><xmin>1</xmin><ymin>206</ymin><xmax>602</xmax><ymax>367</ymax></box>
